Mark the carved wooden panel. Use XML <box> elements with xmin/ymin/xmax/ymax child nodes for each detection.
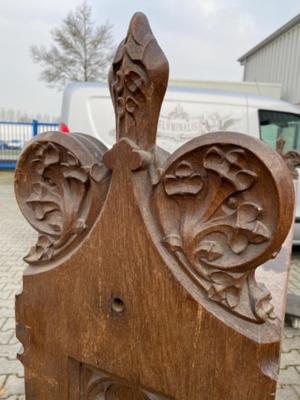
<box><xmin>152</xmin><ymin>136</ymin><xmax>290</xmax><ymax>323</ymax></box>
<box><xmin>15</xmin><ymin>12</ymin><xmax>295</xmax><ymax>400</ymax></box>
<box><xmin>69</xmin><ymin>359</ymin><xmax>172</xmax><ymax>399</ymax></box>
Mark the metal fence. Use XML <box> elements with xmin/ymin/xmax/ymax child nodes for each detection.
<box><xmin>0</xmin><ymin>120</ymin><xmax>59</xmax><ymax>169</ymax></box>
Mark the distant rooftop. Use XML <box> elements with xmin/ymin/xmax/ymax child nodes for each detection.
<box><xmin>238</xmin><ymin>13</ymin><xmax>300</xmax><ymax>64</ymax></box>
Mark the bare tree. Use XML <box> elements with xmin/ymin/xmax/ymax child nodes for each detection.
<box><xmin>30</xmin><ymin>1</ymin><xmax>114</xmax><ymax>90</ymax></box>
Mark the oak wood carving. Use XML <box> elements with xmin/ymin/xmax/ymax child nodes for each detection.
<box><xmin>276</xmin><ymin>135</ymin><xmax>300</xmax><ymax>178</ymax></box>
<box><xmin>14</xmin><ymin>12</ymin><xmax>295</xmax><ymax>400</ymax></box>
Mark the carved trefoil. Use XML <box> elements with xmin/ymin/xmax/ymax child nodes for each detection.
<box><xmin>15</xmin><ymin>12</ymin><xmax>295</xmax><ymax>400</ymax></box>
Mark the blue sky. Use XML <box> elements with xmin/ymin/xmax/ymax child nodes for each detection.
<box><xmin>0</xmin><ymin>0</ymin><xmax>299</xmax><ymax>118</ymax></box>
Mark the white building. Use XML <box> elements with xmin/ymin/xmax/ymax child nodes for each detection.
<box><xmin>238</xmin><ymin>14</ymin><xmax>300</xmax><ymax>105</ymax></box>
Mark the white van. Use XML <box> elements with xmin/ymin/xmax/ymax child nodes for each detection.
<box><xmin>59</xmin><ymin>81</ymin><xmax>300</xmax><ymax>242</ymax></box>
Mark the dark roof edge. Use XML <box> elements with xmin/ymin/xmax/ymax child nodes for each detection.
<box><xmin>238</xmin><ymin>13</ymin><xmax>300</xmax><ymax>64</ymax></box>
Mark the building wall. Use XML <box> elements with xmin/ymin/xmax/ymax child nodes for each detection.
<box><xmin>243</xmin><ymin>22</ymin><xmax>300</xmax><ymax>104</ymax></box>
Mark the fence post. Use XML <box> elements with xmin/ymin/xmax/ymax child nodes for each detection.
<box><xmin>32</xmin><ymin>119</ymin><xmax>38</xmax><ymax>136</ymax></box>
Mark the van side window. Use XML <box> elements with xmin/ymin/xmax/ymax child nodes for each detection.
<box><xmin>259</xmin><ymin>110</ymin><xmax>300</xmax><ymax>151</ymax></box>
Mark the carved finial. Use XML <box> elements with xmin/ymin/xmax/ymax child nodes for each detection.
<box><xmin>276</xmin><ymin>135</ymin><xmax>300</xmax><ymax>179</ymax></box>
<box><xmin>108</xmin><ymin>12</ymin><xmax>169</xmax><ymax>150</ymax></box>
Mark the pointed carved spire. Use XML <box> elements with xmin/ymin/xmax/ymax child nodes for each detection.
<box><xmin>108</xmin><ymin>12</ymin><xmax>169</xmax><ymax>150</ymax></box>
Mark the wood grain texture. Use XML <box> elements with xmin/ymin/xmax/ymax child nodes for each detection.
<box><xmin>276</xmin><ymin>135</ymin><xmax>300</xmax><ymax>178</ymax></box>
<box><xmin>14</xmin><ymin>12</ymin><xmax>295</xmax><ymax>400</ymax></box>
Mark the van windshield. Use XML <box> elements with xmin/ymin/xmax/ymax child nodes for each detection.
<box><xmin>259</xmin><ymin>110</ymin><xmax>300</xmax><ymax>151</ymax></box>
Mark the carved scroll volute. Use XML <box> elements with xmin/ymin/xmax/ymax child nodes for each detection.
<box><xmin>108</xmin><ymin>12</ymin><xmax>169</xmax><ymax>150</ymax></box>
<box><xmin>151</xmin><ymin>132</ymin><xmax>295</xmax><ymax>323</ymax></box>
<box><xmin>14</xmin><ymin>132</ymin><xmax>110</xmax><ymax>266</ymax></box>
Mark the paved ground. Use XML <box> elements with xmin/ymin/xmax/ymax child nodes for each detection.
<box><xmin>0</xmin><ymin>171</ymin><xmax>300</xmax><ymax>399</ymax></box>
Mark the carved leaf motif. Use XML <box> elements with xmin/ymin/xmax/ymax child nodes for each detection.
<box><xmin>20</xmin><ymin>141</ymin><xmax>108</xmax><ymax>265</ymax></box>
<box><xmin>81</xmin><ymin>364</ymin><xmax>172</xmax><ymax>400</ymax></box>
<box><xmin>124</xmin><ymin>71</ymin><xmax>144</xmax><ymax>92</ymax></box>
<box><xmin>163</xmin><ymin>234</ymin><xmax>183</xmax><ymax>252</ymax></box>
<box><xmin>64</xmin><ymin>151</ymin><xmax>79</xmax><ymax>167</ymax></box>
<box><xmin>248</xmin><ymin>272</ymin><xmax>276</xmax><ymax>320</ymax></box>
<box><xmin>155</xmin><ymin>143</ymin><xmax>282</xmax><ymax>323</ymax></box>
<box><xmin>109</xmin><ymin>18</ymin><xmax>149</xmax><ymax>142</ymax></box>
<box><xmin>63</xmin><ymin>168</ymin><xmax>88</xmax><ymax>182</ymax></box>
<box><xmin>210</xmin><ymin>271</ymin><xmax>239</xmax><ymax>286</ymax></box>
<box><xmin>125</xmin><ymin>96</ymin><xmax>138</xmax><ymax>113</ymax></box>
<box><xmin>208</xmin><ymin>284</ymin><xmax>240</xmax><ymax>309</ymax></box>
<box><xmin>175</xmin><ymin>161</ymin><xmax>194</xmax><ymax>177</ymax></box>
<box><xmin>194</xmin><ymin>241</ymin><xmax>223</xmax><ymax>261</ymax></box>
<box><xmin>251</xmin><ymin>221</ymin><xmax>271</xmax><ymax>242</ymax></box>
<box><xmin>31</xmin><ymin>159</ymin><xmax>45</xmax><ymax>175</ymax></box>
<box><xmin>109</xmin><ymin>12</ymin><xmax>169</xmax><ymax>149</ymax></box>
<box><xmin>207</xmin><ymin>271</ymin><xmax>245</xmax><ymax>309</ymax></box>
<box><xmin>89</xmin><ymin>163</ymin><xmax>107</xmax><ymax>182</ymax></box>
<box><xmin>30</xmin><ymin>202</ymin><xmax>59</xmax><ymax>221</ymax></box>
<box><xmin>227</xmin><ymin>203</ymin><xmax>271</xmax><ymax>255</ymax></box>
<box><xmin>225</xmin><ymin>287</ymin><xmax>240</xmax><ymax>309</ymax></box>
<box><xmin>234</xmin><ymin>170</ymin><xmax>257</xmax><ymax>191</ymax></box>
<box><xmin>236</xmin><ymin>202</ymin><xmax>261</xmax><ymax>225</ymax></box>
<box><xmin>43</xmin><ymin>143</ymin><xmax>60</xmax><ymax>166</ymax></box>
<box><xmin>164</xmin><ymin>161</ymin><xmax>203</xmax><ymax>196</ymax></box>
<box><xmin>228</xmin><ymin>233</ymin><xmax>248</xmax><ymax>255</ymax></box>
<box><xmin>226</xmin><ymin>149</ymin><xmax>246</xmax><ymax>168</ymax></box>
<box><xmin>24</xmin><ymin>235</ymin><xmax>55</xmax><ymax>263</ymax></box>
<box><xmin>203</xmin><ymin>146</ymin><xmax>256</xmax><ymax>190</ymax></box>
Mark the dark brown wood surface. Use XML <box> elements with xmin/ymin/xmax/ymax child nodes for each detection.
<box><xmin>276</xmin><ymin>135</ymin><xmax>300</xmax><ymax>178</ymax></box>
<box><xmin>14</xmin><ymin>12</ymin><xmax>295</xmax><ymax>400</ymax></box>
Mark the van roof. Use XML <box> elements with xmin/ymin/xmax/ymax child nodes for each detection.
<box><xmin>64</xmin><ymin>81</ymin><xmax>300</xmax><ymax>115</ymax></box>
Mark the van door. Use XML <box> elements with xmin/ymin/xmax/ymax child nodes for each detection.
<box><xmin>258</xmin><ymin>110</ymin><xmax>300</xmax><ymax>151</ymax></box>
<box><xmin>246</xmin><ymin>105</ymin><xmax>260</xmax><ymax>139</ymax></box>
<box><xmin>257</xmin><ymin>109</ymin><xmax>300</xmax><ymax>242</ymax></box>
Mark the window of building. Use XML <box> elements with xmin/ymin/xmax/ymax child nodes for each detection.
<box><xmin>259</xmin><ymin>110</ymin><xmax>300</xmax><ymax>151</ymax></box>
